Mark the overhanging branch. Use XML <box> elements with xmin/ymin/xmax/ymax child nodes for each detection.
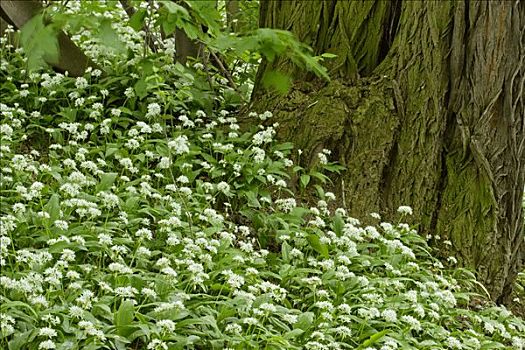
<box><xmin>0</xmin><ymin>0</ymin><xmax>98</xmax><ymax>77</ymax></box>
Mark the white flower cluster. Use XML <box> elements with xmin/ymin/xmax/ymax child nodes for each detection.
<box><xmin>0</xmin><ymin>9</ymin><xmax>523</xmax><ymax>349</ymax></box>
<box><xmin>168</xmin><ymin>135</ymin><xmax>190</xmax><ymax>155</ymax></box>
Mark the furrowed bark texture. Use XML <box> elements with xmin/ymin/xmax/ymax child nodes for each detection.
<box><xmin>251</xmin><ymin>0</ymin><xmax>525</xmax><ymax>303</ymax></box>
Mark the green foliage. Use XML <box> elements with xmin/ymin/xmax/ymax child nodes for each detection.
<box><xmin>98</xmin><ymin>19</ymin><xmax>126</xmax><ymax>54</ymax></box>
<box><xmin>157</xmin><ymin>2</ymin><xmax>191</xmax><ymax>36</ymax></box>
<box><xmin>210</xmin><ymin>28</ymin><xmax>330</xmax><ymax>82</ymax></box>
<box><xmin>19</xmin><ymin>14</ymin><xmax>59</xmax><ymax>71</ymax></box>
<box><xmin>128</xmin><ymin>8</ymin><xmax>148</xmax><ymax>31</ymax></box>
<box><xmin>261</xmin><ymin>70</ymin><xmax>291</xmax><ymax>94</ymax></box>
<box><xmin>14</xmin><ymin>0</ymin><xmax>328</xmax><ymax>97</ymax></box>
<box><xmin>0</xmin><ymin>2</ymin><xmax>524</xmax><ymax>350</ymax></box>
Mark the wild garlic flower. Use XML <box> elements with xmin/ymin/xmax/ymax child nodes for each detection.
<box><xmin>168</xmin><ymin>135</ymin><xmax>190</xmax><ymax>154</ymax></box>
<box><xmin>397</xmin><ymin>205</ymin><xmax>413</xmax><ymax>215</ymax></box>
<box><xmin>124</xmin><ymin>87</ymin><xmax>135</xmax><ymax>98</ymax></box>
<box><xmin>318</xmin><ymin>153</ymin><xmax>328</xmax><ymax>165</ymax></box>
<box><xmin>38</xmin><ymin>327</ymin><xmax>58</xmax><ymax>338</ymax></box>
<box><xmin>445</xmin><ymin>336</ymin><xmax>463</xmax><ymax>349</ymax></box>
<box><xmin>216</xmin><ymin>181</ymin><xmax>230</xmax><ymax>194</ymax></box>
<box><xmin>75</xmin><ymin>77</ymin><xmax>88</xmax><ymax>89</ymax></box>
<box><xmin>225</xmin><ymin>323</ymin><xmax>242</xmax><ymax>334</ymax></box>
<box><xmin>136</xmin><ymin>228</ymin><xmax>153</xmax><ymax>240</ymax></box>
<box><xmin>275</xmin><ymin>198</ymin><xmax>296</xmax><ymax>213</ymax></box>
<box><xmin>252</xmin><ymin>147</ymin><xmax>265</xmax><ymax>163</ymax></box>
<box><xmin>146</xmin><ymin>103</ymin><xmax>161</xmax><ymax>118</ymax></box>
<box><xmin>382</xmin><ymin>309</ymin><xmax>397</xmax><ymax>322</ymax></box>
<box><xmin>401</xmin><ymin>315</ymin><xmax>422</xmax><ymax>331</ymax></box>
<box><xmin>38</xmin><ymin>340</ymin><xmax>56</xmax><ymax>349</ymax></box>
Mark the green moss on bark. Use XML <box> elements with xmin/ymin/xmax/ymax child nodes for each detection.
<box><xmin>252</xmin><ymin>0</ymin><xmax>525</xmax><ymax>303</ymax></box>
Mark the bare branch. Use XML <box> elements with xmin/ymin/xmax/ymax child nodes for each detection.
<box><xmin>209</xmin><ymin>50</ymin><xmax>240</xmax><ymax>94</ymax></box>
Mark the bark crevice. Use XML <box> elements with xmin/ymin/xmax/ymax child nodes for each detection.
<box><xmin>252</xmin><ymin>0</ymin><xmax>525</xmax><ymax>303</ymax></box>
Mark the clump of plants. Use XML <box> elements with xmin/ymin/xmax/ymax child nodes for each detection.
<box><xmin>1</xmin><ymin>2</ymin><xmax>524</xmax><ymax>350</ymax></box>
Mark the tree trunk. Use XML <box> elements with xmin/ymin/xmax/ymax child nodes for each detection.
<box><xmin>251</xmin><ymin>0</ymin><xmax>525</xmax><ymax>304</ymax></box>
<box><xmin>175</xmin><ymin>27</ymin><xmax>202</xmax><ymax>64</ymax></box>
<box><xmin>0</xmin><ymin>0</ymin><xmax>97</xmax><ymax>77</ymax></box>
<box><xmin>226</xmin><ymin>0</ymin><xmax>240</xmax><ymax>32</ymax></box>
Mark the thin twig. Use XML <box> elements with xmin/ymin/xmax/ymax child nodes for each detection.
<box><xmin>201</xmin><ymin>51</ymin><xmax>216</xmax><ymax>93</ymax></box>
<box><xmin>209</xmin><ymin>50</ymin><xmax>240</xmax><ymax>94</ymax></box>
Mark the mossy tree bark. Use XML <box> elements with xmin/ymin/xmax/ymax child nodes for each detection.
<box><xmin>251</xmin><ymin>0</ymin><xmax>525</xmax><ymax>304</ymax></box>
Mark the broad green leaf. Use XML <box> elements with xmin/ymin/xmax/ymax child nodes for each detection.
<box><xmin>290</xmin><ymin>207</ymin><xmax>310</xmax><ymax>219</ymax></box>
<box><xmin>294</xmin><ymin>312</ymin><xmax>314</xmax><ymax>331</ymax></box>
<box><xmin>126</xmin><ymin>325</ymin><xmax>152</xmax><ymax>342</ymax></box>
<box><xmin>98</xmin><ymin>19</ymin><xmax>126</xmax><ymax>53</ymax></box>
<box><xmin>49</xmin><ymin>168</ymin><xmax>62</xmax><ymax>181</ymax></box>
<box><xmin>307</xmin><ymin>234</ymin><xmax>329</xmax><ymax>258</ymax></box>
<box><xmin>97</xmin><ymin>172</ymin><xmax>118</xmax><ymax>192</ymax></box>
<box><xmin>82</xmin><ymin>343</ymin><xmax>98</xmax><ymax>350</ymax></box>
<box><xmin>161</xmin><ymin>16</ymin><xmax>178</xmax><ymax>36</ymax></box>
<box><xmin>45</xmin><ymin>193</ymin><xmax>61</xmax><ymax>222</ymax></box>
<box><xmin>357</xmin><ymin>330</ymin><xmax>389</xmax><ymax>349</ymax></box>
<box><xmin>105</xmin><ymin>147</ymin><xmax>119</xmax><ymax>157</ymax></box>
<box><xmin>128</xmin><ymin>8</ymin><xmax>147</xmax><ymax>31</ymax></box>
<box><xmin>139</xmin><ymin>58</ymin><xmax>155</xmax><ymax>76</ymax></box>
<box><xmin>134</xmin><ymin>78</ymin><xmax>148</xmax><ymax>99</ymax></box>
<box><xmin>186</xmin><ymin>0</ymin><xmax>220</xmax><ymax>35</ymax></box>
<box><xmin>115</xmin><ymin>300</ymin><xmax>134</xmax><ymax>336</ymax></box>
<box><xmin>245</xmin><ymin>191</ymin><xmax>261</xmax><ymax>208</ymax></box>
<box><xmin>281</xmin><ymin>241</ymin><xmax>291</xmax><ymax>261</ymax></box>
<box><xmin>163</xmin><ymin>2</ymin><xmax>190</xmax><ymax>17</ymax></box>
<box><xmin>152</xmin><ymin>309</ymin><xmax>189</xmax><ymax>321</ymax></box>
<box><xmin>262</xmin><ymin>70</ymin><xmax>291</xmax><ymax>95</ymax></box>
<box><xmin>20</xmin><ymin>14</ymin><xmax>59</xmax><ymax>71</ymax></box>
<box><xmin>417</xmin><ymin>340</ymin><xmax>438</xmax><ymax>347</ymax></box>
<box><xmin>310</xmin><ymin>171</ymin><xmax>329</xmax><ymax>183</ymax></box>
<box><xmin>48</xmin><ymin>241</ymin><xmax>71</xmax><ymax>253</ymax></box>
<box><xmin>272</xmin><ymin>142</ymin><xmax>294</xmax><ymax>152</ymax></box>
<box><xmin>323</xmin><ymin>163</ymin><xmax>346</xmax><ymax>173</ymax></box>
<box><xmin>9</xmin><ymin>330</ymin><xmax>36</xmax><ymax>350</ymax></box>
<box><xmin>479</xmin><ymin>342</ymin><xmax>507</xmax><ymax>349</ymax></box>
<box><xmin>93</xmin><ymin>303</ymin><xmax>113</xmax><ymax>322</ymax></box>
<box><xmin>300</xmin><ymin>174</ymin><xmax>311</xmax><ymax>188</ymax></box>
<box><xmin>179</xmin><ymin>22</ymin><xmax>201</xmax><ymax>40</ymax></box>
<box><xmin>333</xmin><ymin>213</ymin><xmax>344</xmax><ymax>236</ymax></box>
<box><xmin>1</xmin><ymin>301</ymin><xmax>38</xmax><ymax>318</ymax></box>
<box><xmin>284</xmin><ymin>328</ymin><xmax>304</xmax><ymax>339</ymax></box>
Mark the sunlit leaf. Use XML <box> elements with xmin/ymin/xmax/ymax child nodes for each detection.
<box><xmin>262</xmin><ymin>70</ymin><xmax>292</xmax><ymax>94</ymax></box>
<box><xmin>19</xmin><ymin>14</ymin><xmax>59</xmax><ymax>71</ymax></box>
<box><xmin>128</xmin><ymin>8</ymin><xmax>147</xmax><ymax>31</ymax></box>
